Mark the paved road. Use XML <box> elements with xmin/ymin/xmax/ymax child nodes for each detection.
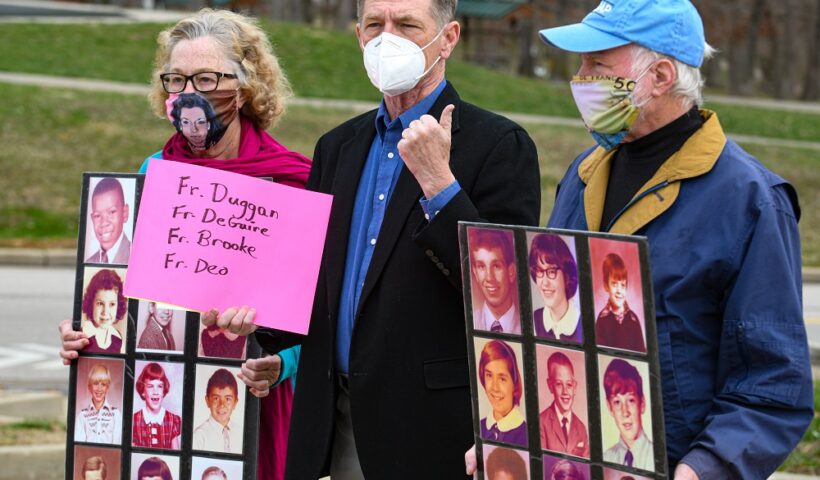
<box><xmin>1</xmin><ymin>265</ymin><xmax>817</xmax><ymax>391</ymax></box>
<box><xmin>0</xmin><ymin>266</ymin><xmax>73</xmax><ymax>390</ymax></box>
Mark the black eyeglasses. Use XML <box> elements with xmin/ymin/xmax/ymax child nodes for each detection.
<box><xmin>534</xmin><ymin>266</ymin><xmax>561</xmax><ymax>280</ymax></box>
<box><xmin>159</xmin><ymin>72</ymin><xmax>238</xmax><ymax>93</ymax></box>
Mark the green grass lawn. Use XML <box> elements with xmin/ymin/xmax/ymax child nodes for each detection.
<box><xmin>1</xmin><ymin>21</ymin><xmax>820</xmax><ymax>143</ymax></box>
<box><xmin>2</xmin><ymin>84</ymin><xmax>818</xmax><ymax>266</ymax></box>
<box><xmin>0</xmin><ymin>419</ymin><xmax>65</xmax><ymax>446</ymax></box>
<box><xmin>778</xmin><ymin>380</ymin><xmax>820</xmax><ymax>475</ymax></box>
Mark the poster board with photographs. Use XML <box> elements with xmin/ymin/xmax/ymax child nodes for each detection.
<box><xmin>460</xmin><ymin>222</ymin><xmax>666</xmax><ymax>480</ymax></box>
<box><xmin>66</xmin><ymin>173</ymin><xmax>261</xmax><ymax>480</ymax></box>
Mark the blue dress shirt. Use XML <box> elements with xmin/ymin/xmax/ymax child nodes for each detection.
<box><xmin>335</xmin><ymin>80</ymin><xmax>460</xmax><ymax>373</ymax></box>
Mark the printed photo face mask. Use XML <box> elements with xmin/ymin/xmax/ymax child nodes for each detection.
<box><xmin>165</xmin><ymin>89</ymin><xmax>239</xmax><ymax>151</ymax></box>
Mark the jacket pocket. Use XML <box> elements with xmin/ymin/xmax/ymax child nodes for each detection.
<box><xmin>729</xmin><ymin>318</ymin><xmax>808</xmax><ymax>406</ymax></box>
<box><xmin>423</xmin><ymin>356</ymin><xmax>469</xmax><ymax>390</ymax></box>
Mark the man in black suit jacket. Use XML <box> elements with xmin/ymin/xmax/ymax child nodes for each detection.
<box><xmin>213</xmin><ymin>0</ymin><xmax>540</xmax><ymax>478</ymax></box>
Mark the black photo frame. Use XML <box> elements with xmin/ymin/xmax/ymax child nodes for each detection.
<box><xmin>460</xmin><ymin>222</ymin><xmax>667</xmax><ymax>480</ymax></box>
<box><xmin>66</xmin><ymin>173</ymin><xmax>261</xmax><ymax>480</ymax></box>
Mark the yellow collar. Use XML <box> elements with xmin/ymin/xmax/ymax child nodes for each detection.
<box><xmin>485</xmin><ymin>407</ymin><xmax>525</xmax><ymax>432</ymax></box>
<box><xmin>578</xmin><ymin>109</ymin><xmax>727</xmax><ymax>233</ymax></box>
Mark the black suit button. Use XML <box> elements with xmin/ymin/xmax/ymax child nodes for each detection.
<box><xmin>431</xmin><ymin>256</ymin><xmax>440</xmax><ymax>263</ymax></box>
<box><xmin>426</xmin><ymin>249</ymin><xmax>434</xmax><ymax>257</ymax></box>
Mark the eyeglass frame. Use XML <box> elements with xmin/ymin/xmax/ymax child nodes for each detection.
<box><xmin>533</xmin><ymin>266</ymin><xmax>561</xmax><ymax>280</ymax></box>
<box><xmin>159</xmin><ymin>71</ymin><xmax>238</xmax><ymax>94</ymax></box>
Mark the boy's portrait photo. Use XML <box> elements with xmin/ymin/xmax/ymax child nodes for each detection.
<box><xmin>81</xmin><ymin>267</ymin><xmax>128</xmax><ymax>354</ymax></box>
<box><xmin>468</xmin><ymin>227</ymin><xmax>521</xmax><ymax>335</ymax></box>
<box><xmin>475</xmin><ymin>338</ymin><xmax>528</xmax><ymax>447</ymax></box>
<box><xmin>191</xmin><ymin>456</ymin><xmax>243</xmax><ymax>480</ymax></box>
<box><xmin>542</xmin><ymin>454</ymin><xmax>590</xmax><ymax>480</ymax></box>
<box><xmin>589</xmin><ymin>238</ymin><xmax>646</xmax><ymax>353</ymax></box>
<box><xmin>85</xmin><ymin>176</ymin><xmax>135</xmax><ymax>265</ymax></box>
<box><xmin>130</xmin><ymin>453</ymin><xmax>179</xmax><ymax>480</ymax></box>
<box><xmin>192</xmin><ymin>364</ymin><xmax>246</xmax><ymax>454</ymax></box>
<box><xmin>598</xmin><ymin>355</ymin><xmax>655</xmax><ymax>471</ymax></box>
<box><xmin>132</xmin><ymin>360</ymin><xmax>184</xmax><ymax>450</ymax></box>
<box><xmin>482</xmin><ymin>444</ymin><xmax>529</xmax><ymax>480</ymax></box>
<box><xmin>536</xmin><ymin>345</ymin><xmax>589</xmax><ymax>459</ymax></box>
<box><xmin>136</xmin><ymin>300</ymin><xmax>186</xmax><ymax>354</ymax></box>
<box><xmin>527</xmin><ymin>232</ymin><xmax>582</xmax><ymax>343</ymax></box>
<box><xmin>73</xmin><ymin>445</ymin><xmax>121</xmax><ymax>480</ymax></box>
<box><xmin>198</xmin><ymin>319</ymin><xmax>247</xmax><ymax>360</ymax></box>
<box><xmin>74</xmin><ymin>357</ymin><xmax>124</xmax><ymax>445</ymax></box>
<box><xmin>603</xmin><ymin>467</ymin><xmax>653</xmax><ymax>480</ymax></box>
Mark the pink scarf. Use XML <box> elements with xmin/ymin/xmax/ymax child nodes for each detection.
<box><xmin>161</xmin><ymin>115</ymin><xmax>311</xmax><ymax>188</ymax></box>
<box><xmin>163</xmin><ymin>115</ymin><xmax>306</xmax><ymax>480</ymax></box>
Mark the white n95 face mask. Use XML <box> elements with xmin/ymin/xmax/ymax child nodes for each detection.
<box><xmin>362</xmin><ymin>29</ymin><xmax>443</xmax><ymax>97</ymax></box>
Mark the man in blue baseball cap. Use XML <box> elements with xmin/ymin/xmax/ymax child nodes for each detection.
<box><xmin>534</xmin><ymin>1</ymin><xmax>813</xmax><ymax>479</ymax></box>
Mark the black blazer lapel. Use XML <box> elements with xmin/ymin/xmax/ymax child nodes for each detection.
<box><xmin>324</xmin><ymin>112</ymin><xmax>377</xmax><ymax>320</ymax></box>
<box><xmin>356</xmin><ymin>83</ymin><xmax>463</xmax><ymax>314</ymax></box>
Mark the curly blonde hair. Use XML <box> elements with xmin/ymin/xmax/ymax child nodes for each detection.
<box><xmin>148</xmin><ymin>9</ymin><xmax>291</xmax><ymax>130</ymax></box>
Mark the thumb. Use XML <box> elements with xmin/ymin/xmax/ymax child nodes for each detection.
<box><xmin>271</xmin><ymin>354</ymin><xmax>282</xmax><ymax>369</ymax></box>
<box><xmin>439</xmin><ymin>104</ymin><xmax>455</xmax><ymax>133</ymax></box>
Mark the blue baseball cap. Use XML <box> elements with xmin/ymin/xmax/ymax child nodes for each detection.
<box><xmin>539</xmin><ymin>0</ymin><xmax>705</xmax><ymax>67</ymax></box>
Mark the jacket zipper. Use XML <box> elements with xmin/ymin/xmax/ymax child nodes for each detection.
<box><xmin>604</xmin><ymin>181</ymin><xmax>671</xmax><ymax>232</ymax></box>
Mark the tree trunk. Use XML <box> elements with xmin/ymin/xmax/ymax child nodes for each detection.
<box><xmin>333</xmin><ymin>0</ymin><xmax>355</xmax><ymax>30</ymax></box>
<box><xmin>269</xmin><ymin>0</ymin><xmax>310</xmax><ymax>22</ymax></box>
<box><xmin>547</xmin><ymin>0</ymin><xmax>572</xmax><ymax>80</ymax></box>
<box><xmin>802</xmin><ymin>0</ymin><xmax>820</xmax><ymax>100</ymax></box>
<box><xmin>768</xmin><ymin>0</ymin><xmax>802</xmax><ymax>99</ymax></box>
<box><xmin>728</xmin><ymin>0</ymin><xmax>766</xmax><ymax>96</ymax></box>
<box><xmin>516</xmin><ymin>9</ymin><xmax>534</xmax><ymax>76</ymax></box>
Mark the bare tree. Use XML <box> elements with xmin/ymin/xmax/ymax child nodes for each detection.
<box><xmin>334</xmin><ymin>0</ymin><xmax>356</xmax><ymax>30</ymax></box>
<box><xmin>516</xmin><ymin>2</ymin><xmax>535</xmax><ymax>76</ymax></box>
<box><xmin>313</xmin><ymin>0</ymin><xmax>355</xmax><ymax>30</ymax></box>
<box><xmin>802</xmin><ymin>0</ymin><xmax>820</xmax><ymax>100</ymax></box>
<box><xmin>269</xmin><ymin>0</ymin><xmax>313</xmax><ymax>22</ymax></box>
<box><xmin>727</xmin><ymin>0</ymin><xmax>767</xmax><ymax>96</ymax></box>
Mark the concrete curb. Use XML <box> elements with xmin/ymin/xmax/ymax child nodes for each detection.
<box><xmin>0</xmin><ymin>391</ymin><xmax>67</xmax><ymax>421</ymax></box>
<box><xmin>0</xmin><ymin>248</ymin><xmax>76</xmax><ymax>267</ymax></box>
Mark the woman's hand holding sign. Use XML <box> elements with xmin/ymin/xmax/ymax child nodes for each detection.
<box><xmin>201</xmin><ymin>305</ymin><xmax>258</xmax><ymax>336</ymax></box>
<box><xmin>58</xmin><ymin>319</ymin><xmax>88</xmax><ymax>365</ymax></box>
<box><xmin>201</xmin><ymin>305</ymin><xmax>285</xmax><ymax>398</ymax></box>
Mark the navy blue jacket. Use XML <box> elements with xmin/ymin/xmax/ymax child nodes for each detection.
<box><xmin>548</xmin><ymin>110</ymin><xmax>813</xmax><ymax>479</ymax></box>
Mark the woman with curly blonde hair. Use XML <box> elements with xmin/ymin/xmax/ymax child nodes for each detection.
<box><xmin>61</xmin><ymin>9</ymin><xmax>310</xmax><ymax>480</ymax></box>
<box><xmin>142</xmin><ymin>10</ymin><xmax>310</xmax><ymax>480</ymax></box>
<box><xmin>140</xmin><ymin>8</ymin><xmax>310</xmax><ymax>185</ymax></box>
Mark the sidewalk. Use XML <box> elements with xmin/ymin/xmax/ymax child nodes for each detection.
<box><xmin>0</xmin><ymin>69</ymin><xmax>820</xmax><ymax>152</ymax></box>
<box><xmin>3</xmin><ymin>70</ymin><xmax>820</xmax><ymax>153</ymax></box>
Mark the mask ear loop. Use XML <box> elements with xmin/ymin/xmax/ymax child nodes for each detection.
<box><xmin>414</xmin><ymin>55</ymin><xmax>442</xmax><ymax>81</ymax></box>
<box><xmin>629</xmin><ymin>62</ymin><xmax>656</xmax><ymax>109</ymax></box>
<box><xmin>413</xmin><ymin>27</ymin><xmax>447</xmax><ymax>80</ymax></box>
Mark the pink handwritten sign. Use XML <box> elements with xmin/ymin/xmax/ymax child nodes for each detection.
<box><xmin>124</xmin><ymin>160</ymin><xmax>331</xmax><ymax>334</ymax></box>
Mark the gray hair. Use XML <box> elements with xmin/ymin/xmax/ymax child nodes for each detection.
<box><xmin>630</xmin><ymin>43</ymin><xmax>716</xmax><ymax>108</ymax></box>
<box><xmin>356</xmin><ymin>0</ymin><xmax>457</xmax><ymax>30</ymax></box>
